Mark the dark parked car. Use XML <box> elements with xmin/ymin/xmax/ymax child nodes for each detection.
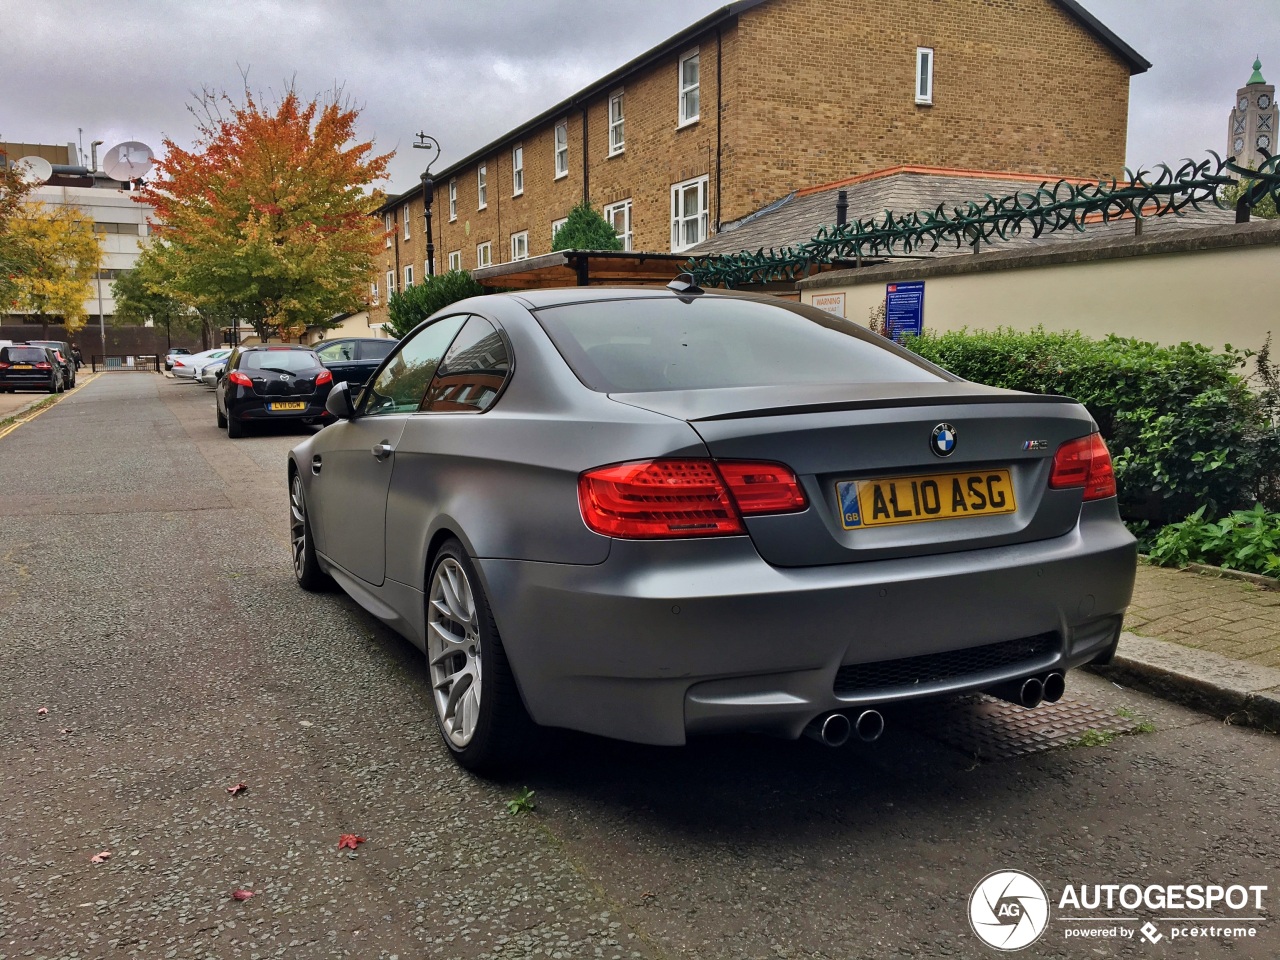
<box><xmin>164</xmin><ymin>347</ymin><xmax>192</xmax><ymax>371</ymax></box>
<box><xmin>216</xmin><ymin>344</ymin><xmax>333</xmax><ymax>438</ymax></box>
<box><xmin>287</xmin><ymin>283</ymin><xmax>1136</xmax><ymax>774</ymax></box>
<box><xmin>313</xmin><ymin>337</ymin><xmax>398</xmax><ymax>395</ymax></box>
<box><xmin>26</xmin><ymin>340</ymin><xmax>76</xmax><ymax>388</ymax></box>
<box><xmin>0</xmin><ymin>344</ymin><xmax>63</xmax><ymax>393</ymax></box>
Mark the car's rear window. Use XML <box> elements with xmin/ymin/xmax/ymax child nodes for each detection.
<box><xmin>240</xmin><ymin>350</ymin><xmax>320</xmax><ymax>373</ymax></box>
<box><xmin>533</xmin><ymin>296</ymin><xmax>948</xmax><ymax>393</ymax></box>
<box><xmin>2</xmin><ymin>347</ymin><xmax>50</xmax><ymax>363</ymax></box>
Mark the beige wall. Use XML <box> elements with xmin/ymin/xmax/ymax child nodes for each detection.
<box><xmin>800</xmin><ymin>226</ymin><xmax>1280</xmax><ymax>353</ymax></box>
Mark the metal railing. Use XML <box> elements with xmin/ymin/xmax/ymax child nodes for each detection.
<box><xmin>91</xmin><ymin>355</ymin><xmax>161</xmax><ymax>373</ymax></box>
<box><xmin>687</xmin><ymin>151</ymin><xmax>1280</xmax><ymax>288</ymax></box>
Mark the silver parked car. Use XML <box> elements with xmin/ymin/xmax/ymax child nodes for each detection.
<box><xmin>288</xmin><ymin>283</ymin><xmax>1136</xmax><ymax>773</ymax></box>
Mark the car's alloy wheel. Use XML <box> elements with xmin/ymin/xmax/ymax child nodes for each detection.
<box><xmin>289</xmin><ymin>472</ymin><xmax>328</xmax><ymax>591</ymax></box>
<box><xmin>426</xmin><ymin>540</ymin><xmax>534</xmax><ymax>773</ymax></box>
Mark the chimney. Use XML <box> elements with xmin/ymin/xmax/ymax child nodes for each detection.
<box><xmin>836</xmin><ymin>190</ymin><xmax>848</xmax><ymax>227</ymax></box>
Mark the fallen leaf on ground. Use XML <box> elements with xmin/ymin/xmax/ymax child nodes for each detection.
<box><xmin>89</xmin><ymin>851</ymin><xmax>111</xmax><ymax>863</ymax></box>
<box><xmin>226</xmin><ymin>782</ymin><xmax>248</xmax><ymax>796</ymax></box>
<box><xmin>59</xmin><ymin>728</ymin><xmax>73</xmax><ymax>734</ymax></box>
<box><xmin>37</xmin><ymin>707</ymin><xmax>48</xmax><ymax>716</ymax></box>
<box><xmin>230</xmin><ymin>889</ymin><xmax>255</xmax><ymax>901</ymax></box>
<box><xmin>337</xmin><ymin>834</ymin><xmax>366</xmax><ymax>850</ymax></box>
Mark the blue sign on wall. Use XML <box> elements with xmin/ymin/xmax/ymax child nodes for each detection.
<box><xmin>885</xmin><ymin>281</ymin><xmax>925</xmax><ymax>343</ymax></box>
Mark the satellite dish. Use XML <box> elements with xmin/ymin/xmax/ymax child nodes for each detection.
<box><xmin>13</xmin><ymin>156</ymin><xmax>53</xmax><ymax>185</ymax></box>
<box><xmin>102</xmin><ymin>141</ymin><xmax>155</xmax><ymax>181</ymax></box>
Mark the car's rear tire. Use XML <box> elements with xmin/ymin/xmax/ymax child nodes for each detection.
<box><xmin>290</xmin><ymin>471</ymin><xmax>331</xmax><ymax>592</ymax></box>
<box><xmin>426</xmin><ymin>539</ymin><xmax>536</xmax><ymax>775</ymax></box>
<box><xmin>216</xmin><ymin>404</ymin><xmax>227</xmax><ymax>428</ymax></box>
<box><xmin>48</xmin><ymin>375</ymin><xmax>58</xmax><ymax>394</ymax></box>
<box><xmin>227</xmin><ymin>413</ymin><xmax>244</xmax><ymax>438</ymax></box>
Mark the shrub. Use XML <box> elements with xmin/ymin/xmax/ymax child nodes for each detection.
<box><xmin>903</xmin><ymin>328</ymin><xmax>1280</xmax><ymax>525</ymax></box>
<box><xmin>386</xmin><ymin>270</ymin><xmax>486</xmax><ymax>339</ymax></box>
<box><xmin>1147</xmin><ymin>504</ymin><xmax>1280</xmax><ymax>578</ymax></box>
<box><xmin>551</xmin><ymin>201</ymin><xmax>623</xmax><ymax>252</ymax></box>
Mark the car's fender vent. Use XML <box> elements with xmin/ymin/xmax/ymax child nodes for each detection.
<box><xmin>834</xmin><ymin>633</ymin><xmax>1058</xmax><ymax>695</ymax></box>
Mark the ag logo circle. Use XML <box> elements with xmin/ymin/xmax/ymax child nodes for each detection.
<box><xmin>968</xmin><ymin>869</ymin><xmax>1050</xmax><ymax>951</ymax></box>
<box><xmin>931</xmin><ymin>422</ymin><xmax>957</xmax><ymax>457</ymax></box>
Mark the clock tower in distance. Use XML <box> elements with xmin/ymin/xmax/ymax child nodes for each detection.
<box><xmin>1228</xmin><ymin>58</ymin><xmax>1277</xmax><ymax>170</ymax></box>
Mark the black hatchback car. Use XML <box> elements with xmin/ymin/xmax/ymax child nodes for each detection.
<box><xmin>215</xmin><ymin>344</ymin><xmax>334</xmax><ymax>438</ymax></box>
<box><xmin>313</xmin><ymin>337</ymin><xmax>398</xmax><ymax>394</ymax></box>
<box><xmin>0</xmin><ymin>344</ymin><xmax>63</xmax><ymax>393</ymax></box>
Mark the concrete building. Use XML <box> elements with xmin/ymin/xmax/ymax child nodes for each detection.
<box><xmin>369</xmin><ymin>0</ymin><xmax>1147</xmax><ymax>327</ymax></box>
<box><xmin>1228</xmin><ymin>58</ymin><xmax>1277</xmax><ymax>171</ymax></box>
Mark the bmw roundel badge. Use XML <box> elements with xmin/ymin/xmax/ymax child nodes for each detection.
<box><xmin>931</xmin><ymin>423</ymin><xmax>957</xmax><ymax>457</ymax></box>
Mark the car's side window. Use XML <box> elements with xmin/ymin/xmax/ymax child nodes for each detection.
<box><xmin>422</xmin><ymin>316</ymin><xmax>511</xmax><ymax>413</ymax></box>
<box><xmin>361</xmin><ymin>316</ymin><xmax>468</xmax><ymax>417</ymax></box>
<box><xmin>316</xmin><ymin>342</ymin><xmax>353</xmax><ymax>362</ymax></box>
<box><xmin>359</xmin><ymin>340</ymin><xmax>397</xmax><ymax>362</ymax></box>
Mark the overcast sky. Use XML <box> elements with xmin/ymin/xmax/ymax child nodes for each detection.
<box><xmin>2</xmin><ymin>0</ymin><xmax>1277</xmax><ymax>195</ymax></box>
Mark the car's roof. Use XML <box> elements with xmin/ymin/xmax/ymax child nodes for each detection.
<box><xmin>505</xmin><ymin>286</ymin><xmax>775</xmax><ymax>310</ymax></box>
<box><xmin>238</xmin><ymin>344</ymin><xmax>315</xmax><ymax>351</ymax></box>
<box><xmin>319</xmin><ymin>336</ymin><xmax>396</xmax><ymax>344</ymax></box>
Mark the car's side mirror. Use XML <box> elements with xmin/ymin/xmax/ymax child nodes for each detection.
<box><xmin>325</xmin><ymin>380</ymin><xmax>357</xmax><ymax>420</ymax></box>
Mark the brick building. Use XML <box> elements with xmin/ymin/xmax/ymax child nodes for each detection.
<box><xmin>369</xmin><ymin>0</ymin><xmax>1146</xmax><ymax>322</ymax></box>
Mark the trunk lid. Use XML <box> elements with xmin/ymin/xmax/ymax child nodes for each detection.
<box><xmin>610</xmin><ymin>382</ymin><xmax>1098</xmax><ymax>567</ymax></box>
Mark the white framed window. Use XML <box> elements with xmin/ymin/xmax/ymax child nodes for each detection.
<box><xmin>370</xmin><ymin>281</ymin><xmax>379</xmax><ymax>306</ymax></box>
<box><xmin>554</xmin><ymin>120</ymin><xmax>568</xmax><ymax>179</ymax></box>
<box><xmin>670</xmin><ymin>175</ymin><xmax>709</xmax><ymax>252</ymax></box>
<box><xmin>551</xmin><ymin>217</ymin><xmax>568</xmax><ymax>244</ymax></box>
<box><xmin>678</xmin><ymin>48</ymin><xmax>700</xmax><ymax>126</ymax></box>
<box><xmin>404</xmin><ymin>264</ymin><xmax>414</xmax><ymax>288</ymax></box>
<box><xmin>386</xmin><ymin>269</ymin><xmax>395</xmax><ymax>296</ymax></box>
<box><xmin>448</xmin><ymin>250</ymin><xmax>462</xmax><ymax>271</ymax></box>
<box><xmin>448</xmin><ymin>180</ymin><xmax>457</xmax><ymax>221</ymax></box>
<box><xmin>476</xmin><ymin>241</ymin><xmax>492</xmax><ymax>268</ymax></box>
<box><xmin>426</xmin><ymin>259</ymin><xmax>432</xmax><ymax>279</ymax></box>
<box><xmin>604</xmin><ymin>198</ymin><xmax>633</xmax><ymax>251</ymax></box>
<box><xmin>915</xmin><ymin>47</ymin><xmax>934</xmax><ymax>105</ymax></box>
<box><xmin>510</xmin><ymin>230</ymin><xmax>529</xmax><ymax>261</ymax></box>
<box><xmin>477</xmin><ymin>164</ymin><xmax>488</xmax><ymax>209</ymax></box>
<box><xmin>608</xmin><ymin>90</ymin><xmax>625</xmax><ymax>155</ymax></box>
<box><xmin>384</xmin><ymin>212</ymin><xmax>393</xmax><ymax>247</ymax></box>
<box><xmin>512</xmin><ymin>144</ymin><xmax>524</xmax><ymax>196</ymax></box>
<box><xmin>403</xmin><ymin>205</ymin><xmax>411</xmax><ymax>240</ymax></box>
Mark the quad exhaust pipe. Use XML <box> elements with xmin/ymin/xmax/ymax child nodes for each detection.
<box><xmin>805</xmin><ymin>709</ymin><xmax>884</xmax><ymax>747</ymax></box>
<box><xmin>986</xmin><ymin>671</ymin><xmax>1066</xmax><ymax>709</ymax></box>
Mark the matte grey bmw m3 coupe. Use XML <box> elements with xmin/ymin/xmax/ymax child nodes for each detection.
<box><xmin>288</xmin><ymin>282</ymin><xmax>1136</xmax><ymax>773</ymax></box>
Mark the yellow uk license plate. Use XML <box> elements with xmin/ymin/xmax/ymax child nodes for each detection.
<box><xmin>837</xmin><ymin>469</ymin><xmax>1016</xmax><ymax>530</ymax></box>
<box><xmin>14</xmin><ymin>364</ymin><xmax>32</xmax><ymax>369</ymax></box>
<box><xmin>269</xmin><ymin>401</ymin><xmax>306</xmax><ymax>411</ymax></box>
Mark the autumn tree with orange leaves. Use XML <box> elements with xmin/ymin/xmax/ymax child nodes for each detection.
<box><xmin>139</xmin><ymin>86</ymin><xmax>391</xmax><ymax>340</ymax></box>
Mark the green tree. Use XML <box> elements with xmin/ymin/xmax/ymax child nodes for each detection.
<box><xmin>0</xmin><ymin>141</ymin><xmax>36</xmax><ymax>306</ymax></box>
<box><xmin>386</xmin><ymin>270</ymin><xmax>486</xmax><ymax>339</ymax></box>
<box><xmin>551</xmin><ymin>200</ymin><xmax>623</xmax><ymax>251</ymax></box>
<box><xmin>138</xmin><ymin>84</ymin><xmax>392</xmax><ymax>341</ymax></box>
<box><xmin>1221</xmin><ymin>170</ymin><xmax>1278</xmax><ymax>219</ymax></box>
<box><xmin>112</xmin><ymin>243</ymin><xmax>201</xmax><ymax>346</ymax></box>
<box><xmin>7</xmin><ymin>200</ymin><xmax>102</xmax><ymax>335</ymax></box>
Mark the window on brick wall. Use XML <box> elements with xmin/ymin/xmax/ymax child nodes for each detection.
<box><xmin>404</xmin><ymin>264</ymin><xmax>414</xmax><ymax>289</ymax></box>
<box><xmin>554</xmin><ymin>120</ymin><xmax>568</xmax><ymax>179</ymax></box>
<box><xmin>604</xmin><ymin>198</ymin><xmax>632</xmax><ymax>250</ymax></box>
<box><xmin>384</xmin><ymin>212</ymin><xmax>393</xmax><ymax>248</ymax></box>
<box><xmin>551</xmin><ymin>217</ymin><xmax>568</xmax><ymax>245</ymax></box>
<box><xmin>403</xmin><ymin>204</ymin><xmax>411</xmax><ymax>240</ymax></box>
<box><xmin>608</xmin><ymin>90</ymin><xmax>625</xmax><ymax>155</ymax></box>
<box><xmin>386</xmin><ymin>269</ymin><xmax>395</xmax><ymax>297</ymax></box>
<box><xmin>448</xmin><ymin>250</ymin><xmax>462</xmax><ymax>271</ymax></box>
<box><xmin>478</xmin><ymin>164</ymin><xmax>488</xmax><ymax>209</ymax></box>
<box><xmin>476</xmin><ymin>241</ymin><xmax>492</xmax><ymax>268</ymax></box>
<box><xmin>670</xmin><ymin>175</ymin><xmax>708</xmax><ymax>252</ymax></box>
<box><xmin>449</xmin><ymin>180</ymin><xmax>457</xmax><ymax>221</ymax></box>
<box><xmin>370</xmin><ymin>281</ymin><xmax>379</xmax><ymax>306</ymax></box>
<box><xmin>512</xmin><ymin>144</ymin><xmax>524</xmax><ymax>196</ymax></box>
<box><xmin>511</xmin><ymin>231</ymin><xmax>529</xmax><ymax>262</ymax></box>
<box><xmin>916</xmin><ymin>47</ymin><xmax>934</xmax><ymax>105</ymax></box>
<box><xmin>678</xmin><ymin>49</ymin><xmax>700</xmax><ymax>126</ymax></box>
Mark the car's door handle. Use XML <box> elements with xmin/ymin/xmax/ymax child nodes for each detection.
<box><xmin>372</xmin><ymin>442</ymin><xmax>394</xmax><ymax>461</ymax></box>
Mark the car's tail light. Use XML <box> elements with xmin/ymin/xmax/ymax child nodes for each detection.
<box><xmin>578</xmin><ymin>458</ymin><xmax>807</xmax><ymax>538</ymax></box>
<box><xmin>174</xmin><ymin>360</ymin><xmax>186</xmax><ymax>367</ymax></box>
<box><xmin>1049</xmin><ymin>432</ymin><xmax>1116</xmax><ymax>501</ymax></box>
<box><xmin>35</xmin><ymin>362</ymin><xmax>52</xmax><ymax>370</ymax></box>
<box><xmin>0</xmin><ymin>362</ymin><xmax>9</xmax><ymax>369</ymax></box>
<box><xmin>579</xmin><ymin>459</ymin><xmax>745</xmax><ymax>538</ymax></box>
<box><xmin>716</xmin><ymin>461</ymin><xmax>807</xmax><ymax>514</ymax></box>
<box><xmin>315</xmin><ymin>369</ymin><xmax>333</xmax><ymax>385</ymax></box>
<box><xmin>227</xmin><ymin>371</ymin><xmax>253</xmax><ymax>387</ymax></box>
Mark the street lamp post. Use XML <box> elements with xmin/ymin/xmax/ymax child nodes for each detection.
<box><xmin>413</xmin><ymin>132</ymin><xmax>441</xmax><ymax>276</ymax></box>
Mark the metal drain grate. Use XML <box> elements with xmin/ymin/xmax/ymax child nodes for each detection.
<box><xmin>834</xmin><ymin>633</ymin><xmax>1057</xmax><ymax>695</ymax></box>
<box><xmin>903</xmin><ymin>695</ymin><xmax>1142</xmax><ymax>761</ymax></box>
